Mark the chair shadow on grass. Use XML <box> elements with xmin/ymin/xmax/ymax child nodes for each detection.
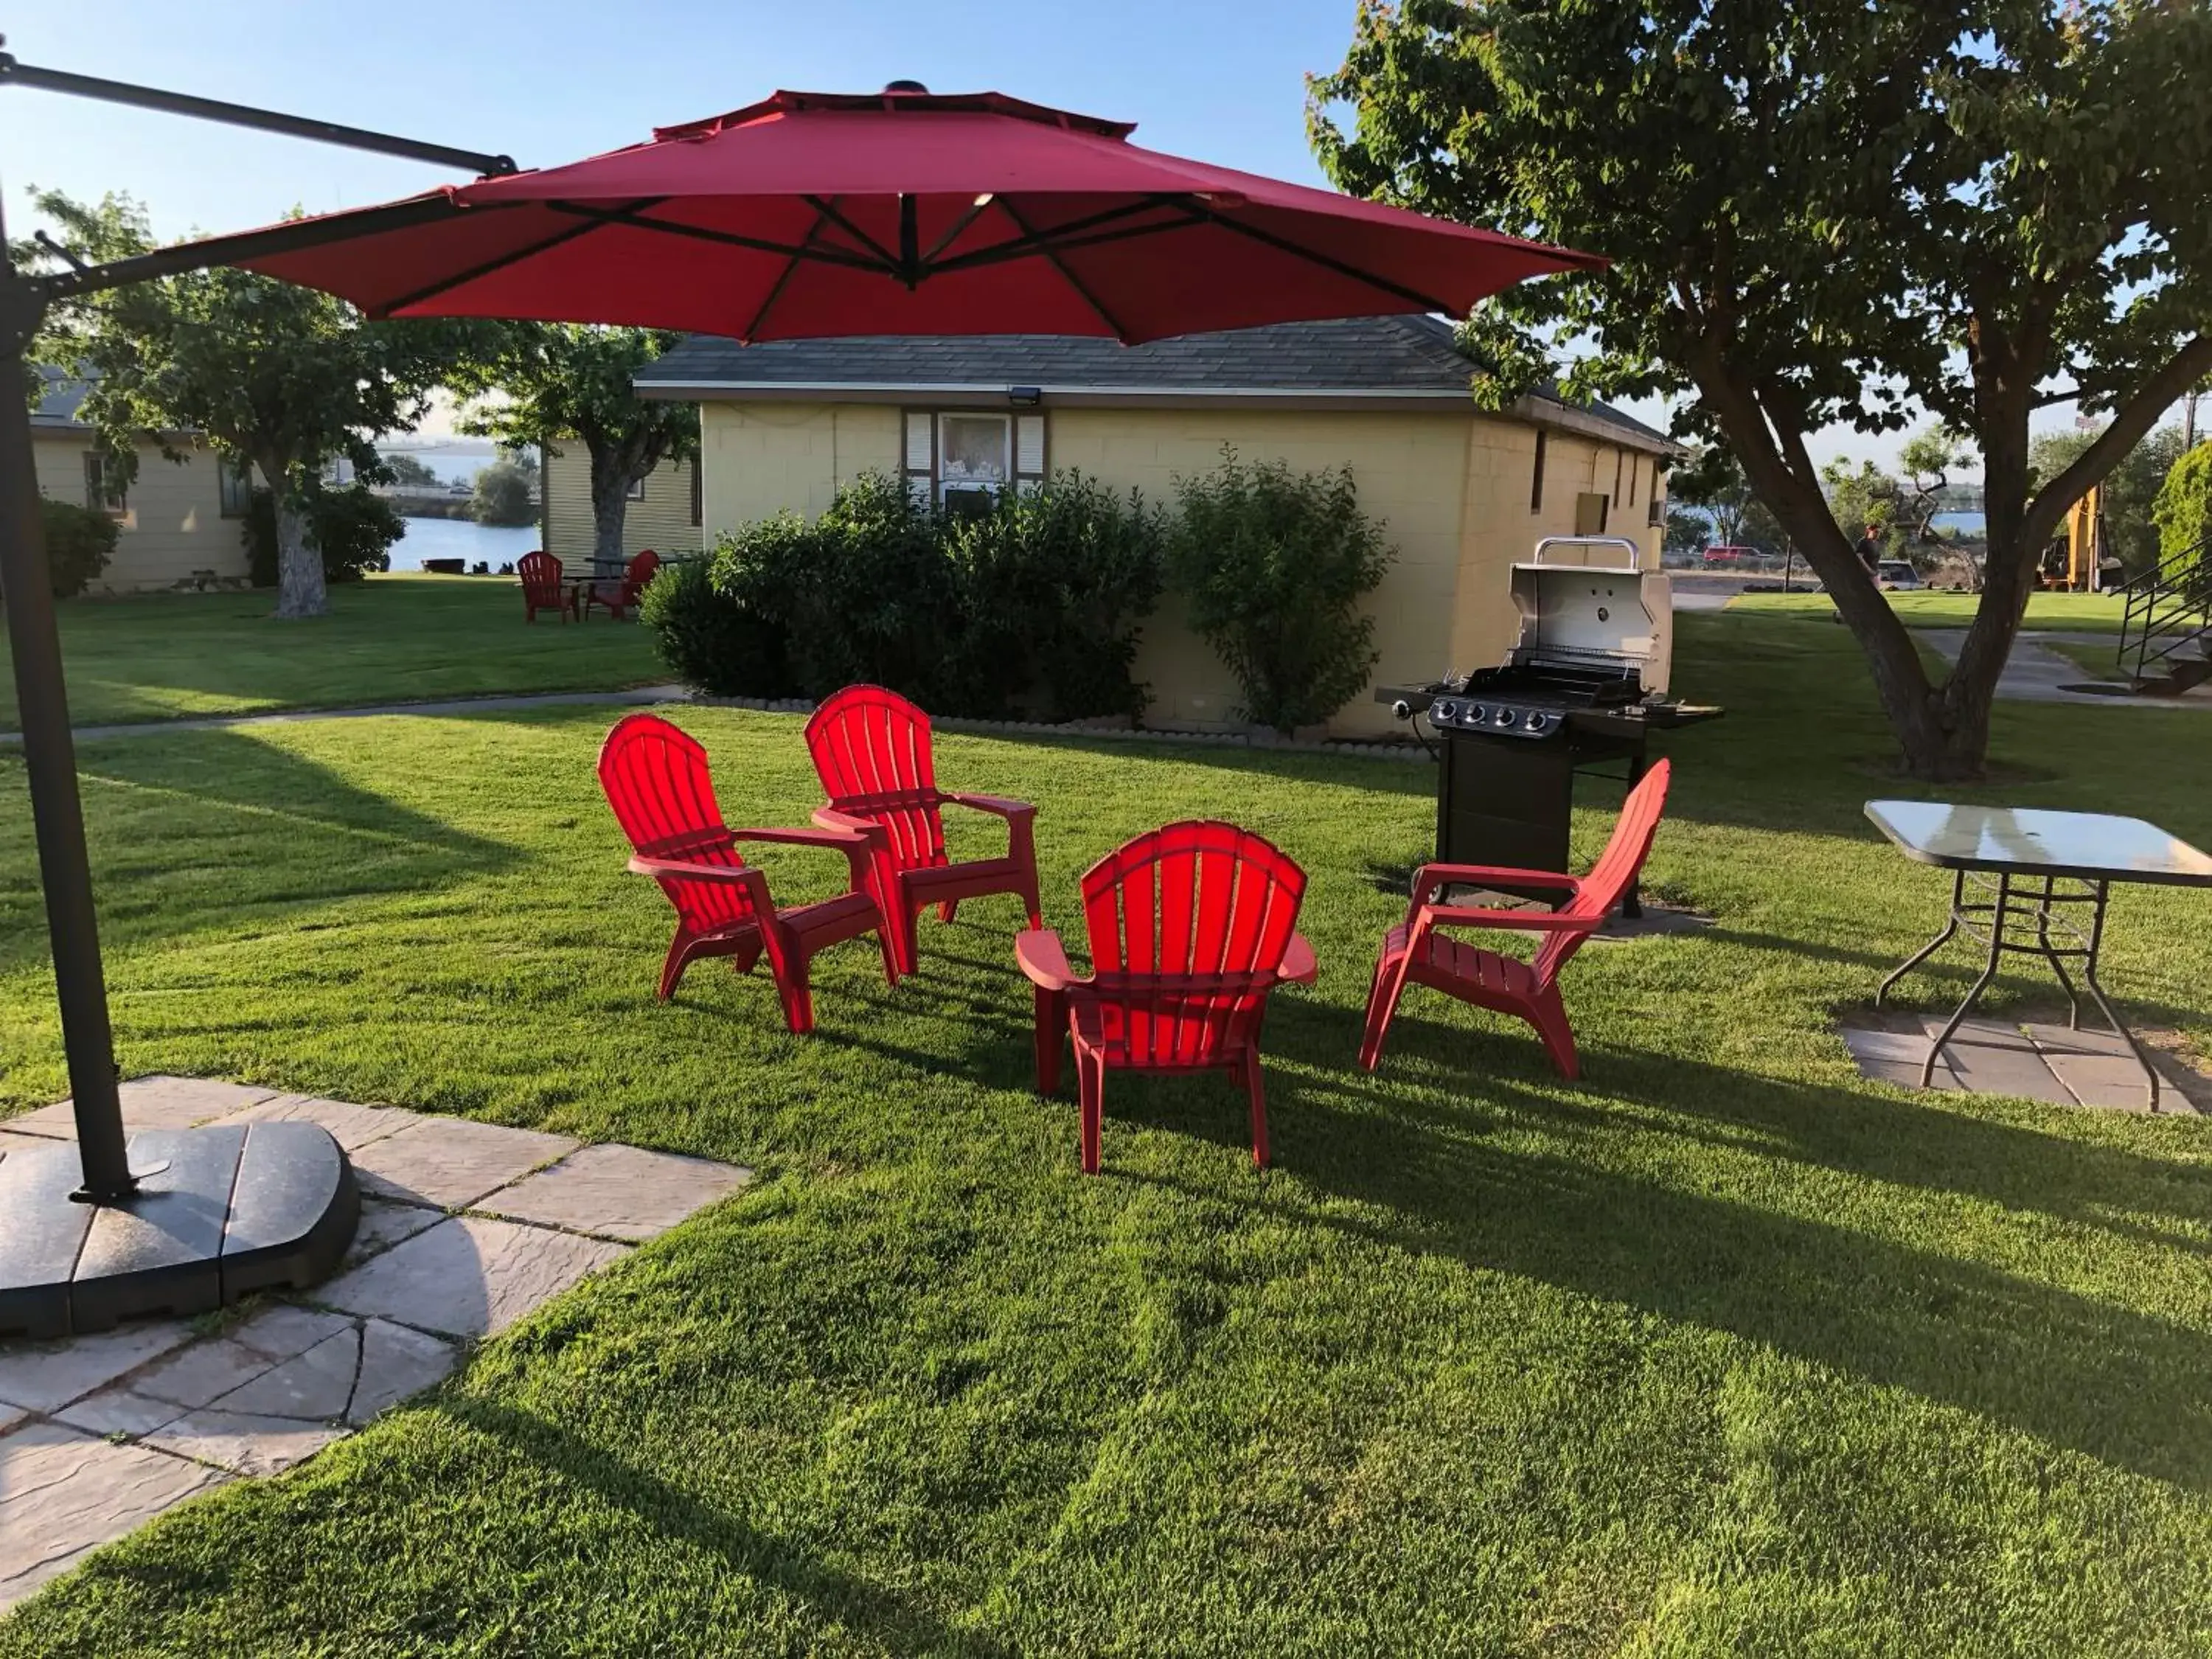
<box><xmin>0</xmin><ymin>727</ymin><xmax>517</xmax><ymax>973</ymax></box>
<box><xmin>438</xmin><ymin>1397</ymin><xmax>1015</xmax><ymax>1658</ymax></box>
<box><xmin>1221</xmin><ymin>997</ymin><xmax>2212</xmax><ymax>1492</ymax></box>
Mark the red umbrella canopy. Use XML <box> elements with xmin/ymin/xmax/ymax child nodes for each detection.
<box><xmin>218</xmin><ymin>87</ymin><xmax>1601</xmax><ymax>343</ymax></box>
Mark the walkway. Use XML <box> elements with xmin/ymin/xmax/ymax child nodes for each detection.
<box><xmin>1916</xmin><ymin>630</ymin><xmax>2212</xmax><ymax>709</ymax></box>
<box><xmin>0</xmin><ymin>685</ymin><xmax>695</xmax><ymax>746</ymax></box>
<box><xmin>0</xmin><ymin>1077</ymin><xmax>751</xmax><ymax>1609</ymax></box>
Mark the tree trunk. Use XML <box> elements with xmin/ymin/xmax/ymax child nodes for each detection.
<box><xmin>1693</xmin><ymin>377</ymin><xmax>1992</xmax><ymax>779</ymax></box>
<box><xmin>588</xmin><ymin>446</ymin><xmax>633</xmax><ymax>569</ymax></box>
<box><xmin>264</xmin><ymin>456</ymin><xmax>328</xmax><ymax>621</ymax></box>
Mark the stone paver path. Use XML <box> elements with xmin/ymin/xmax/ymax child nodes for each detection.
<box><xmin>1840</xmin><ymin>1015</ymin><xmax>2203</xmax><ymax>1111</ymax></box>
<box><xmin>0</xmin><ymin>1077</ymin><xmax>751</xmax><ymax>1610</ymax></box>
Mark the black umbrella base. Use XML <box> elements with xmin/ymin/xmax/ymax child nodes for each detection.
<box><xmin>0</xmin><ymin>1122</ymin><xmax>358</xmax><ymax>1341</ymax></box>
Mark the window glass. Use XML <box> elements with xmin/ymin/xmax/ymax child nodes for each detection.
<box><xmin>937</xmin><ymin>414</ymin><xmax>1009</xmax><ymax>504</ymax></box>
<box><xmin>83</xmin><ymin>450</ymin><xmax>127</xmax><ymax>515</ymax></box>
<box><xmin>219</xmin><ymin>459</ymin><xmax>254</xmax><ymax>518</ymax></box>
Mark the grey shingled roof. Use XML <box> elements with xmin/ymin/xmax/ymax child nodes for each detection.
<box><xmin>634</xmin><ymin>316</ymin><xmax>1676</xmax><ymax>452</ymax></box>
<box><xmin>31</xmin><ymin>364</ymin><xmax>91</xmax><ymax>428</ymax></box>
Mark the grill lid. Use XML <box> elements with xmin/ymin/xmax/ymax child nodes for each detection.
<box><xmin>1508</xmin><ymin>538</ymin><xmax>1674</xmax><ymax>696</ymax></box>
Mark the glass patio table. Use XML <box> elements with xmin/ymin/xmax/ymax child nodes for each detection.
<box><xmin>1864</xmin><ymin>801</ymin><xmax>2212</xmax><ymax>1109</ymax></box>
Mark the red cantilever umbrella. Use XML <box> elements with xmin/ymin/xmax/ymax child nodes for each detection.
<box><xmin>195</xmin><ymin>86</ymin><xmax>1602</xmax><ymax>341</ymax></box>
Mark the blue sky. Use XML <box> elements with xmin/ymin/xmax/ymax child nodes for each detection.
<box><xmin>0</xmin><ymin>2</ymin><xmax>2096</xmax><ymax>467</ymax></box>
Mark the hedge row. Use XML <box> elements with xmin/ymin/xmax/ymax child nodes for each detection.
<box><xmin>643</xmin><ymin>453</ymin><xmax>1397</xmax><ymax>733</ymax></box>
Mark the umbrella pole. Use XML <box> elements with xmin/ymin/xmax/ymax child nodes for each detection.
<box><xmin>0</xmin><ymin>246</ymin><xmax>134</xmax><ymax>1200</ymax></box>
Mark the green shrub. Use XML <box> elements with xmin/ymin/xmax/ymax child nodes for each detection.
<box><xmin>470</xmin><ymin>459</ymin><xmax>538</xmax><ymax>527</ymax></box>
<box><xmin>39</xmin><ymin>498</ymin><xmax>119</xmax><ymax>598</ymax></box>
<box><xmin>1166</xmin><ymin>448</ymin><xmax>1395</xmax><ymax>733</ymax></box>
<box><xmin>244</xmin><ymin>484</ymin><xmax>405</xmax><ymax>586</ymax></box>
<box><xmin>661</xmin><ymin>471</ymin><xmax>1167</xmax><ymax>720</ymax></box>
<box><xmin>947</xmin><ymin>473</ymin><xmax>1165</xmax><ymax>720</ymax></box>
<box><xmin>639</xmin><ymin>557</ymin><xmax>789</xmax><ymax>697</ymax></box>
<box><xmin>2152</xmin><ymin>441</ymin><xmax>2212</xmax><ymax>570</ymax></box>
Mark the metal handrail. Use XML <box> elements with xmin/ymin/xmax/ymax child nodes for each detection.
<box><xmin>2118</xmin><ymin>536</ymin><xmax>2212</xmax><ymax>683</ymax></box>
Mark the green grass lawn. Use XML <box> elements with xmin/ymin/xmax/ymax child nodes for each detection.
<box><xmin>1731</xmin><ymin>588</ymin><xmax>2138</xmax><ymax>633</ymax></box>
<box><xmin>3</xmin><ymin>574</ymin><xmax>663</xmax><ymax>731</ymax></box>
<box><xmin>4</xmin><ymin>612</ymin><xmax>2212</xmax><ymax>1654</ymax></box>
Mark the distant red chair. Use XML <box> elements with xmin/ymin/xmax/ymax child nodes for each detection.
<box><xmin>583</xmin><ymin>548</ymin><xmax>661</xmax><ymax>621</ymax></box>
<box><xmin>1359</xmin><ymin>759</ymin><xmax>1672</xmax><ymax>1079</ymax></box>
<box><xmin>1017</xmin><ymin>821</ymin><xmax>1316</xmax><ymax>1173</ymax></box>
<box><xmin>805</xmin><ymin>684</ymin><xmax>1043</xmax><ymax>975</ymax></box>
<box><xmin>598</xmin><ymin>712</ymin><xmax>897</xmax><ymax>1033</ymax></box>
<box><xmin>518</xmin><ymin>550</ymin><xmax>575</xmax><ymax>623</ymax></box>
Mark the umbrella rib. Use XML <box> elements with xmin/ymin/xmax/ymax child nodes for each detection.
<box><xmin>539</xmin><ymin>201</ymin><xmax>891</xmax><ymax>274</ymax></box>
<box><xmin>799</xmin><ymin>195</ymin><xmax>900</xmax><ymax>272</ymax></box>
<box><xmin>742</xmin><ymin>200</ymin><xmax>835</xmax><ymax>341</ymax></box>
<box><xmin>1181</xmin><ymin>204</ymin><xmax>1459</xmax><ymax>315</ymax></box>
<box><xmin>920</xmin><ymin>195</ymin><xmax>995</xmax><ymax>265</ymax></box>
<box><xmin>371</xmin><ymin>199</ymin><xmax>665</xmax><ymax>316</ymax></box>
<box><xmin>990</xmin><ymin>197</ymin><xmax>1130</xmax><ymax>338</ymax></box>
<box><xmin>928</xmin><ymin>196</ymin><xmax>1191</xmax><ymax>276</ymax></box>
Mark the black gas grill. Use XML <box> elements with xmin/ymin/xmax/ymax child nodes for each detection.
<box><xmin>1382</xmin><ymin>537</ymin><xmax>1721</xmax><ymax>914</ymax></box>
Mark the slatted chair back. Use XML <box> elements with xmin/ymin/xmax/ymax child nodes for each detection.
<box><xmin>597</xmin><ymin>714</ymin><xmax>759</xmax><ymax>937</ymax></box>
<box><xmin>1531</xmin><ymin>759</ymin><xmax>1672</xmax><ymax>987</ymax></box>
<box><xmin>625</xmin><ymin>548</ymin><xmax>662</xmax><ymax>600</ymax></box>
<box><xmin>1079</xmin><ymin>821</ymin><xmax>1307</xmax><ymax>1068</ymax></box>
<box><xmin>804</xmin><ymin>684</ymin><xmax>948</xmax><ymax>872</ymax></box>
<box><xmin>518</xmin><ymin>550</ymin><xmax>566</xmax><ymax>612</ymax></box>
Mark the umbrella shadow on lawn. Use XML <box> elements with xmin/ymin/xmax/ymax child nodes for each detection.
<box><xmin>0</xmin><ymin>727</ymin><xmax>518</xmax><ymax>973</ymax></box>
<box><xmin>1231</xmin><ymin>1002</ymin><xmax>2212</xmax><ymax>1492</ymax></box>
<box><xmin>439</xmin><ymin>1397</ymin><xmax>1015</xmax><ymax>1659</ymax></box>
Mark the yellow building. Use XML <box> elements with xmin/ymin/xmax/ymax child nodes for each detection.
<box><xmin>32</xmin><ymin>369</ymin><xmax>253</xmax><ymax>594</ymax></box>
<box><xmin>591</xmin><ymin>318</ymin><xmax>1680</xmax><ymax>738</ymax></box>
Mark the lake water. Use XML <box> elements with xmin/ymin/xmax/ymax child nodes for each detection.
<box><xmin>391</xmin><ymin>516</ymin><xmax>541</xmax><ymax>571</ymax></box>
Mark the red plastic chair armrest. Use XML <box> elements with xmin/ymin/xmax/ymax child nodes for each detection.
<box><xmin>811</xmin><ymin>806</ymin><xmax>878</xmax><ymax>835</ymax></box>
<box><xmin>942</xmin><ymin>790</ymin><xmax>1037</xmax><ymax>821</ymax></box>
<box><xmin>1015</xmin><ymin>928</ymin><xmax>1085</xmax><ymax>992</ymax></box>
<box><xmin>729</xmin><ymin>822</ymin><xmax>884</xmax><ymax>889</ymax></box>
<box><xmin>1410</xmin><ymin>862</ymin><xmax>1581</xmax><ymax>909</ymax></box>
<box><xmin>626</xmin><ymin>855</ymin><xmax>776</xmax><ymax>912</ymax></box>
<box><xmin>1279</xmin><ymin>933</ymin><xmax>1318</xmax><ymax>986</ymax></box>
<box><xmin>1420</xmin><ymin>905</ymin><xmax>1604</xmax><ymax>935</ymax></box>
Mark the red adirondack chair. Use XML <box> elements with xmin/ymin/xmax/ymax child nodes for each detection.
<box><xmin>583</xmin><ymin>548</ymin><xmax>661</xmax><ymax>621</ymax></box>
<box><xmin>1359</xmin><ymin>759</ymin><xmax>1672</xmax><ymax>1079</ymax></box>
<box><xmin>518</xmin><ymin>550</ymin><xmax>574</xmax><ymax>622</ymax></box>
<box><xmin>805</xmin><ymin>684</ymin><xmax>1043</xmax><ymax>974</ymax></box>
<box><xmin>1017</xmin><ymin>821</ymin><xmax>1317</xmax><ymax>1174</ymax></box>
<box><xmin>597</xmin><ymin>713</ymin><xmax>898</xmax><ymax>1033</ymax></box>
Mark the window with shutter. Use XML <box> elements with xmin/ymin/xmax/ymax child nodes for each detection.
<box><xmin>903</xmin><ymin>410</ymin><xmax>934</xmax><ymax>505</ymax></box>
<box><xmin>1015</xmin><ymin>413</ymin><xmax>1046</xmax><ymax>495</ymax></box>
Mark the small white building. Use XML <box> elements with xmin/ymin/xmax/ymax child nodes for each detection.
<box><xmin>31</xmin><ymin>368</ymin><xmax>254</xmax><ymax>594</ymax></box>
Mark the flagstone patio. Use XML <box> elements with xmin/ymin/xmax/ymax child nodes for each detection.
<box><xmin>0</xmin><ymin>1077</ymin><xmax>751</xmax><ymax>1610</ymax></box>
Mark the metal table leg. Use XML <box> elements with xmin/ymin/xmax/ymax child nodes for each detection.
<box><xmin>2076</xmin><ymin>881</ymin><xmax>2163</xmax><ymax>1110</ymax></box>
<box><xmin>1877</xmin><ymin>869</ymin><xmax>1964</xmax><ymax>1007</ymax></box>
<box><xmin>1919</xmin><ymin>871</ymin><xmax>2009</xmax><ymax>1088</ymax></box>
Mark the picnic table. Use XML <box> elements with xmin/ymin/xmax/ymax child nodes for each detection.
<box><xmin>1865</xmin><ymin>801</ymin><xmax>2212</xmax><ymax>1109</ymax></box>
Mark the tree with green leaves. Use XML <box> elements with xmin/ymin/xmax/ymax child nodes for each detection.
<box><xmin>1898</xmin><ymin>426</ymin><xmax>1975</xmax><ymax>552</ymax></box>
<box><xmin>470</xmin><ymin>458</ymin><xmax>537</xmax><ymax>527</ymax></box>
<box><xmin>20</xmin><ymin>189</ymin><xmax>464</xmax><ymax>619</ymax></box>
<box><xmin>1314</xmin><ymin>0</ymin><xmax>2212</xmax><ymax>778</ymax></box>
<box><xmin>451</xmin><ymin>325</ymin><xmax>698</xmax><ymax>566</ymax></box>
<box><xmin>380</xmin><ymin>451</ymin><xmax>443</xmax><ymax>491</ymax></box>
<box><xmin>2030</xmin><ymin>423</ymin><xmax>2186</xmax><ymax>580</ymax></box>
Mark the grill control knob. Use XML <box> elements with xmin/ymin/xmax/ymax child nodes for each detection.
<box><xmin>1466</xmin><ymin>704</ymin><xmax>1485</xmax><ymax>725</ymax></box>
<box><xmin>1434</xmin><ymin>700</ymin><xmax>1459</xmax><ymax>724</ymax></box>
<box><xmin>1524</xmin><ymin>711</ymin><xmax>1551</xmax><ymax>733</ymax></box>
<box><xmin>1492</xmin><ymin>707</ymin><xmax>1515</xmax><ymax>728</ymax></box>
